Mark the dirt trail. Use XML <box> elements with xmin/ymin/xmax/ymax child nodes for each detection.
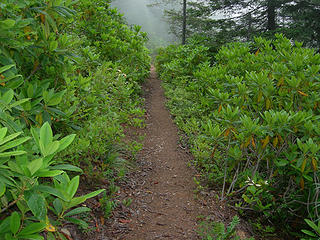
<box><xmin>75</xmin><ymin>65</ymin><xmax>251</xmax><ymax>240</ymax></box>
<box><xmin>79</xmin><ymin>65</ymin><xmax>250</xmax><ymax>240</ymax></box>
<box><xmin>122</xmin><ymin>66</ymin><xmax>205</xmax><ymax>239</ymax></box>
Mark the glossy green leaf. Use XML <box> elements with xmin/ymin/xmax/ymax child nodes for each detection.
<box><xmin>27</xmin><ymin>194</ymin><xmax>47</xmax><ymax>220</ymax></box>
<box><xmin>56</xmin><ymin>134</ymin><xmax>75</xmax><ymax>153</ymax></box>
<box><xmin>44</xmin><ymin>141</ymin><xmax>60</xmax><ymax>156</ymax></box>
<box><xmin>68</xmin><ymin>189</ymin><xmax>105</xmax><ymax>209</ymax></box>
<box><xmin>10</xmin><ymin>98</ymin><xmax>31</xmax><ymax>109</ymax></box>
<box><xmin>35</xmin><ymin>185</ymin><xmax>66</xmax><ymax>200</ymax></box>
<box><xmin>64</xmin><ymin>207</ymin><xmax>91</xmax><ymax>217</ymax></box>
<box><xmin>67</xmin><ymin>176</ymin><xmax>79</xmax><ymax>199</ymax></box>
<box><xmin>50</xmin><ymin>164</ymin><xmax>82</xmax><ymax>173</ymax></box>
<box><xmin>81</xmin><ymin>189</ymin><xmax>105</xmax><ymax>200</ymax></box>
<box><xmin>0</xmin><ymin>216</ymin><xmax>10</xmax><ymax>234</ymax></box>
<box><xmin>64</xmin><ymin>217</ymin><xmax>88</xmax><ymax>229</ymax></box>
<box><xmin>19</xmin><ymin>234</ymin><xmax>44</xmax><ymax>240</ymax></box>
<box><xmin>0</xmin><ymin>137</ymin><xmax>30</xmax><ymax>153</ymax></box>
<box><xmin>301</xmin><ymin>229</ymin><xmax>317</xmax><ymax>237</ymax></box>
<box><xmin>0</xmin><ymin>19</ymin><xmax>16</xmax><ymax>28</ymax></box>
<box><xmin>31</xmin><ymin>127</ymin><xmax>40</xmax><ymax>149</ymax></box>
<box><xmin>1</xmin><ymin>89</ymin><xmax>14</xmax><ymax>104</ymax></box>
<box><xmin>2</xmin><ymin>89</ymin><xmax>14</xmax><ymax>105</ymax></box>
<box><xmin>10</xmin><ymin>212</ymin><xmax>20</xmax><ymax>235</ymax></box>
<box><xmin>40</xmin><ymin>122</ymin><xmax>53</xmax><ymax>147</ymax></box>
<box><xmin>17</xmin><ymin>222</ymin><xmax>46</xmax><ymax>236</ymax></box>
<box><xmin>28</xmin><ymin>158</ymin><xmax>43</xmax><ymax>176</ymax></box>
<box><xmin>53</xmin><ymin>198</ymin><xmax>63</xmax><ymax>215</ymax></box>
<box><xmin>0</xmin><ymin>64</ymin><xmax>15</xmax><ymax>74</ymax></box>
<box><xmin>0</xmin><ymin>128</ymin><xmax>8</xmax><ymax>140</ymax></box>
<box><xmin>35</xmin><ymin>169</ymin><xmax>63</xmax><ymax>177</ymax></box>
<box><xmin>0</xmin><ymin>132</ymin><xmax>22</xmax><ymax>146</ymax></box>
<box><xmin>27</xmin><ymin>84</ymin><xmax>34</xmax><ymax>98</ymax></box>
<box><xmin>305</xmin><ymin>219</ymin><xmax>320</xmax><ymax>235</ymax></box>
<box><xmin>0</xmin><ymin>150</ymin><xmax>26</xmax><ymax>158</ymax></box>
<box><xmin>0</xmin><ymin>181</ymin><xmax>6</xmax><ymax>197</ymax></box>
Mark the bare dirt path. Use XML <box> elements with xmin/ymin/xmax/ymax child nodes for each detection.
<box><xmin>77</xmin><ymin>66</ymin><xmax>251</xmax><ymax>240</ymax></box>
<box><xmin>121</xmin><ymin>65</ymin><xmax>206</xmax><ymax>239</ymax></box>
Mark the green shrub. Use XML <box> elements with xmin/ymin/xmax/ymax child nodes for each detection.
<box><xmin>73</xmin><ymin>0</ymin><xmax>150</xmax><ymax>82</ymax></box>
<box><xmin>0</xmin><ymin>0</ymin><xmax>78</xmax><ymax>130</ymax></box>
<box><xmin>0</xmin><ymin>122</ymin><xmax>104</xmax><ymax>239</ymax></box>
<box><xmin>0</xmin><ymin>0</ymin><xmax>150</xmax><ymax>238</ymax></box>
<box><xmin>198</xmin><ymin>216</ymin><xmax>254</xmax><ymax>240</ymax></box>
<box><xmin>157</xmin><ymin>34</ymin><xmax>320</xmax><ymax>236</ymax></box>
<box><xmin>301</xmin><ymin>218</ymin><xmax>320</xmax><ymax>240</ymax></box>
<box><xmin>54</xmin><ymin>0</ymin><xmax>150</xmax><ymax>183</ymax></box>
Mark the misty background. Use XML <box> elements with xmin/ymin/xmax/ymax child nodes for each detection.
<box><xmin>110</xmin><ymin>0</ymin><xmax>179</xmax><ymax>51</ymax></box>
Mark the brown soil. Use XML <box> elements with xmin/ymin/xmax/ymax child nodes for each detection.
<box><xmin>122</xmin><ymin>66</ymin><xmax>205</xmax><ymax>239</ymax></box>
<box><xmin>76</xmin><ymin>66</ymin><xmax>253</xmax><ymax>240</ymax></box>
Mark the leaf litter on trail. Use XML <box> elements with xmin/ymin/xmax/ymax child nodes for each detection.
<box><xmin>119</xmin><ymin>219</ymin><xmax>132</xmax><ymax>224</ymax></box>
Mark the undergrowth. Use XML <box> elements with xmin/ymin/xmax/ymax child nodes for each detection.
<box><xmin>0</xmin><ymin>0</ymin><xmax>150</xmax><ymax>238</ymax></box>
<box><xmin>156</xmin><ymin>35</ymin><xmax>320</xmax><ymax>239</ymax></box>
<box><xmin>198</xmin><ymin>216</ymin><xmax>254</xmax><ymax>240</ymax></box>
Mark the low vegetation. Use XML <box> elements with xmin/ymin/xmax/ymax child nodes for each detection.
<box><xmin>156</xmin><ymin>35</ymin><xmax>320</xmax><ymax>238</ymax></box>
<box><xmin>198</xmin><ymin>216</ymin><xmax>254</xmax><ymax>240</ymax></box>
<box><xmin>3</xmin><ymin>0</ymin><xmax>319</xmax><ymax>238</ymax></box>
<box><xmin>0</xmin><ymin>0</ymin><xmax>150</xmax><ymax>239</ymax></box>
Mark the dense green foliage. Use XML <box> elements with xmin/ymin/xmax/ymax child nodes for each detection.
<box><xmin>162</xmin><ymin>0</ymin><xmax>320</xmax><ymax>50</ymax></box>
<box><xmin>198</xmin><ymin>216</ymin><xmax>254</xmax><ymax>240</ymax></box>
<box><xmin>0</xmin><ymin>0</ymin><xmax>150</xmax><ymax>239</ymax></box>
<box><xmin>156</xmin><ymin>35</ymin><xmax>320</xmax><ymax>238</ymax></box>
<box><xmin>58</xmin><ymin>0</ymin><xmax>150</xmax><ymax>181</ymax></box>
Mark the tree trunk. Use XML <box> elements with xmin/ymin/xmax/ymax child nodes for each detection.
<box><xmin>182</xmin><ymin>0</ymin><xmax>187</xmax><ymax>44</ymax></box>
<box><xmin>267</xmin><ymin>0</ymin><xmax>276</xmax><ymax>31</ymax></box>
<box><xmin>247</xmin><ymin>12</ymin><xmax>252</xmax><ymax>40</ymax></box>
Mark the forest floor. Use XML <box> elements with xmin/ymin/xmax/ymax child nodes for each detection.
<box><xmin>78</xmin><ymin>66</ymin><xmax>252</xmax><ymax>240</ymax></box>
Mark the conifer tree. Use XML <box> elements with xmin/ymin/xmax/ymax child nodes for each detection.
<box><xmin>159</xmin><ymin>0</ymin><xmax>320</xmax><ymax>48</ymax></box>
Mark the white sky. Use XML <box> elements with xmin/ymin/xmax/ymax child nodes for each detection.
<box><xmin>110</xmin><ymin>0</ymin><xmax>177</xmax><ymax>44</ymax></box>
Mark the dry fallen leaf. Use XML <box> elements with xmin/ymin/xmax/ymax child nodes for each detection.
<box><xmin>119</xmin><ymin>219</ymin><xmax>132</xmax><ymax>224</ymax></box>
<box><xmin>100</xmin><ymin>216</ymin><xmax>105</xmax><ymax>225</ymax></box>
<box><xmin>60</xmin><ymin>228</ymin><xmax>73</xmax><ymax>240</ymax></box>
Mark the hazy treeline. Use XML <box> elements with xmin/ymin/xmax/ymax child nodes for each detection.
<box><xmin>110</xmin><ymin>0</ymin><xmax>178</xmax><ymax>50</ymax></box>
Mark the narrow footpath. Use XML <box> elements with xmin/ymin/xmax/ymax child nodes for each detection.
<box><xmin>80</xmin><ymin>66</ymin><xmax>250</xmax><ymax>240</ymax></box>
<box><xmin>123</xmin><ymin>66</ymin><xmax>205</xmax><ymax>239</ymax></box>
<box><xmin>96</xmin><ymin>66</ymin><xmax>251</xmax><ymax>240</ymax></box>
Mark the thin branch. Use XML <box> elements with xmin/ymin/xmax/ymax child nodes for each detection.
<box><xmin>0</xmin><ymin>191</ymin><xmax>24</xmax><ymax>214</ymax></box>
<box><xmin>25</xmin><ymin>63</ymin><xmax>41</xmax><ymax>82</ymax></box>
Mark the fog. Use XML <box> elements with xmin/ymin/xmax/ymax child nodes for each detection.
<box><xmin>110</xmin><ymin>0</ymin><xmax>178</xmax><ymax>50</ymax></box>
